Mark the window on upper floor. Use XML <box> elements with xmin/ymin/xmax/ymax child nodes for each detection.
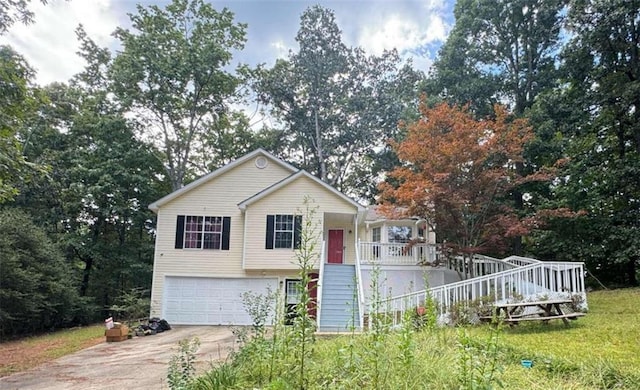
<box><xmin>265</xmin><ymin>214</ymin><xmax>302</xmax><ymax>249</ymax></box>
<box><xmin>174</xmin><ymin>215</ymin><xmax>231</xmax><ymax>250</ymax></box>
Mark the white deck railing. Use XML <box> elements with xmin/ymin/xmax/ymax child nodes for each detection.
<box><xmin>359</xmin><ymin>241</ymin><xmax>437</xmax><ymax>265</ymax></box>
<box><xmin>367</xmin><ymin>259</ymin><xmax>586</xmax><ymax>329</ymax></box>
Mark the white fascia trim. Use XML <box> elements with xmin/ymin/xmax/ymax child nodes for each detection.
<box><xmin>148</xmin><ymin>149</ymin><xmax>297</xmax><ymax>212</ymax></box>
<box><xmin>238</xmin><ymin>170</ymin><xmax>365</xmax><ymax>212</ymax></box>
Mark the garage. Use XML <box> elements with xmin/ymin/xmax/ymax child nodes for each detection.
<box><xmin>163</xmin><ymin>277</ymin><xmax>278</xmax><ymax>325</ymax></box>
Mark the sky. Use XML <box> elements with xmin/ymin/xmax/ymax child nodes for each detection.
<box><xmin>1</xmin><ymin>0</ymin><xmax>455</xmax><ymax>86</ymax></box>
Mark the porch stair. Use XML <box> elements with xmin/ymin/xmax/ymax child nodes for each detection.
<box><xmin>318</xmin><ymin>264</ymin><xmax>360</xmax><ymax>332</ymax></box>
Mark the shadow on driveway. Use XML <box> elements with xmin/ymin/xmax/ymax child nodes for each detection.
<box><xmin>0</xmin><ymin>326</ymin><xmax>236</xmax><ymax>390</ymax></box>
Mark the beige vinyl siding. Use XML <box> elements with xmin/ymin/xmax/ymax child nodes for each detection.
<box><xmin>244</xmin><ymin>175</ymin><xmax>358</xmax><ymax>270</ymax></box>
<box><xmin>357</xmin><ymin>227</ymin><xmax>368</xmax><ymax>243</ymax></box>
<box><xmin>150</xmin><ymin>158</ymin><xmax>293</xmax><ymax>316</ymax></box>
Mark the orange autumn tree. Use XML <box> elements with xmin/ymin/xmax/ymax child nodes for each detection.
<box><xmin>379</xmin><ymin>100</ymin><xmax>533</xmax><ymax>277</ymax></box>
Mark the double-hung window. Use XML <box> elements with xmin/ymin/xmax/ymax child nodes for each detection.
<box><xmin>274</xmin><ymin>215</ymin><xmax>294</xmax><ymax>248</ymax></box>
<box><xmin>202</xmin><ymin>216</ymin><xmax>223</xmax><ymax>249</ymax></box>
<box><xmin>184</xmin><ymin>216</ymin><xmax>204</xmax><ymax>248</ymax></box>
<box><xmin>175</xmin><ymin>215</ymin><xmax>230</xmax><ymax>250</ymax></box>
<box><xmin>285</xmin><ymin>279</ymin><xmax>303</xmax><ymax>305</ymax></box>
<box><xmin>265</xmin><ymin>214</ymin><xmax>302</xmax><ymax>249</ymax></box>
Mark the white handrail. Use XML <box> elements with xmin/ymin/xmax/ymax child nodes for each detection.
<box><xmin>503</xmin><ymin>255</ymin><xmax>541</xmax><ymax>266</ymax></box>
<box><xmin>354</xmin><ymin>239</ymin><xmax>365</xmax><ymax>329</ymax></box>
<box><xmin>316</xmin><ymin>240</ymin><xmax>326</xmax><ymax>327</ymax></box>
<box><xmin>369</xmin><ymin>260</ymin><xmax>586</xmax><ymax>329</ymax></box>
<box><xmin>448</xmin><ymin>254</ymin><xmax>541</xmax><ymax>279</ymax></box>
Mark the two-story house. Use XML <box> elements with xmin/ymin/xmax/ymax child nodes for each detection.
<box><xmin>148</xmin><ymin>149</ymin><xmax>456</xmax><ymax>330</ymax></box>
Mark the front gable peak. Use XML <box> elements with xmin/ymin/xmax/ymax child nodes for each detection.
<box><xmin>148</xmin><ymin>149</ymin><xmax>297</xmax><ymax>212</ymax></box>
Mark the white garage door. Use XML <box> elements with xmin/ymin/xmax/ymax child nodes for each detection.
<box><xmin>163</xmin><ymin>277</ymin><xmax>278</xmax><ymax>325</ymax></box>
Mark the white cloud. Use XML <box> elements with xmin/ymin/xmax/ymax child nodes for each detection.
<box><xmin>357</xmin><ymin>13</ymin><xmax>447</xmax><ymax>57</ymax></box>
<box><xmin>424</xmin><ymin>14</ymin><xmax>448</xmax><ymax>43</ymax></box>
<box><xmin>0</xmin><ymin>1</ymin><xmax>454</xmax><ymax>85</ymax></box>
<box><xmin>424</xmin><ymin>0</ymin><xmax>447</xmax><ymax>11</ymax></box>
<box><xmin>2</xmin><ymin>0</ymin><xmax>120</xmax><ymax>86</ymax></box>
<box><xmin>269</xmin><ymin>39</ymin><xmax>291</xmax><ymax>60</ymax></box>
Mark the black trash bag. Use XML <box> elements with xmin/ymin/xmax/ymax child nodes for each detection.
<box><xmin>148</xmin><ymin>318</ymin><xmax>163</xmax><ymax>333</ymax></box>
<box><xmin>159</xmin><ymin>319</ymin><xmax>171</xmax><ymax>331</ymax></box>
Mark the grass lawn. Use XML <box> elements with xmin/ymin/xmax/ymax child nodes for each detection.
<box><xmin>483</xmin><ymin>288</ymin><xmax>640</xmax><ymax>369</ymax></box>
<box><xmin>0</xmin><ymin>325</ymin><xmax>105</xmax><ymax>377</ymax></box>
<box><xmin>464</xmin><ymin>288</ymin><xmax>640</xmax><ymax>389</ymax></box>
<box><xmin>195</xmin><ymin>288</ymin><xmax>640</xmax><ymax>389</ymax></box>
<box><xmin>1</xmin><ymin>289</ymin><xmax>638</xmax><ymax>389</ymax></box>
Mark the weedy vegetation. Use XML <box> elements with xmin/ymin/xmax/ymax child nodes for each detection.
<box><xmin>172</xmin><ymin>288</ymin><xmax>640</xmax><ymax>389</ymax></box>
<box><xmin>165</xmin><ymin>198</ymin><xmax>640</xmax><ymax>389</ymax></box>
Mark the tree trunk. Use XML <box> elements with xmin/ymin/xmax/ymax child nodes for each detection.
<box><xmin>314</xmin><ymin>110</ymin><xmax>327</xmax><ymax>182</ymax></box>
<box><xmin>627</xmin><ymin>258</ymin><xmax>639</xmax><ymax>287</ymax></box>
<box><xmin>80</xmin><ymin>257</ymin><xmax>93</xmax><ymax>297</ymax></box>
<box><xmin>512</xmin><ymin>161</ymin><xmax>524</xmax><ymax>255</ymax></box>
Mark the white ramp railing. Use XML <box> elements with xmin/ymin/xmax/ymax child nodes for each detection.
<box><xmin>446</xmin><ymin>254</ymin><xmax>539</xmax><ymax>279</ymax></box>
<box><xmin>367</xmin><ymin>259</ymin><xmax>586</xmax><ymax>329</ymax></box>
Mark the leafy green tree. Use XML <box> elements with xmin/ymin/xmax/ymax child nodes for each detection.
<box><xmin>0</xmin><ymin>208</ymin><xmax>85</xmax><ymax>336</ymax></box>
<box><xmin>426</xmin><ymin>0</ymin><xmax>566</xmax><ymax>254</ymax></box>
<box><xmin>0</xmin><ymin>0</ymin><xmax>49</xmax><ymax>34</ymax></box>
<box><xmin>255</xmin><ymin>5</ymin><xmax>423</xmax><ymax>199</ymax></box>
<box><xmin>426</xmin><ymin>0</ymin><xmax>564</xmax><ymax>117</ymax></box>
<box><xmin>193</xmin><ymin>111</ymin><xmax>287</xmax><ymax>172</ymax></box>
<box><xmin>0</xmin><ymin>45</ymin><xmax>41</xmax><ymax>203</ymax></box>
<box><xmin>426</xmin><ymin>0</ymin><xmax>566</xmax><ymax>180</ymax></box>
<box><xmin>110</xmin><ymin>0</ymin><xmax>248</xmax><ymax>190</ymax></box>
<box><xmin>531</xmin><ymin>0</ymin><xmax>640</xmax><ymax>286</ymax></box>
<box><xmin>61</xmin><ymin>111</ymin><xmax>165</xmax><ymax>299</ymax></box>
<box><xmin>16</xmin><ymin>75</ymin><xmax>167</xmax><ymax>315</ymax></box>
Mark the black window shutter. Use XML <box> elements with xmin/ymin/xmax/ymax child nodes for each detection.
<box><xmin>294</xmin><ymin>215</ymin><xmax>302</xmax><ymax>249</ymax></box>
<box><xmin>221</xmin><ymin>217</ymin><xmax>231</xmax><ymax>250</ymax></box>
<box><xmin>265</xmin><ymin>215</ymin><xmax>274</xmax><ymax>249</ymax></box>
<box><xmin>175</xmin><ymin>215</ymin><xmax>185</xmax><ymax>249</ymax></box>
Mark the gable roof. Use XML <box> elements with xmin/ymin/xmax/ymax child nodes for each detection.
<box><xmin>238</xmin><ymin>170</ymin><xmax>365</xmax><ymax>212</ymax></box>
<box><xmin>148</xmin><ymin>149</ymin><xmax>298</xmax><ymax>212</ymax></box>
<box><xmin>365</xmin><ymin>205</ymin><xmax>423</xmax><ymax>223</ymax></box>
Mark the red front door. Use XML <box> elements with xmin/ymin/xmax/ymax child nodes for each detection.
<box><xmin>328</xmin><ymin>229</ymin><xmax>344</xmax><ymax>264</ymax></box>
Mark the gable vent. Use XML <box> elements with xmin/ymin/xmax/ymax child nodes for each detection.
<box><xmin>255</xmin><ymin>156</ymin><xmax>268</xmax><ymax>169</ymax></box>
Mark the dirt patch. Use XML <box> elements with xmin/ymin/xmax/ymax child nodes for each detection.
<box><xmin>0</xmin><ymin>335</ymin><xmax>104</xmax><ymax>377</ymax></box>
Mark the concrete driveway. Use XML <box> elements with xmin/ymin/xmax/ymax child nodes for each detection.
<box><xmin>0</xmin><ymin>326</ymin><xmax>236</xmax><ymax>390</ymax></box>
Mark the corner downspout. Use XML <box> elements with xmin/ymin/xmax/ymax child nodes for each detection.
<box><xmin>354</xmin><ymin>214</ymin><xmax>365</xmax><ymax>330</ymax></box>
<box><xmin>242</xmin><ymin>210</ymin><xmax>248</xmax><ymax>269</ymax></box>
<box><xmin>316</xmin><ymin>240</ymin><xmax>326</xmax><ymax>328</ymax></box>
